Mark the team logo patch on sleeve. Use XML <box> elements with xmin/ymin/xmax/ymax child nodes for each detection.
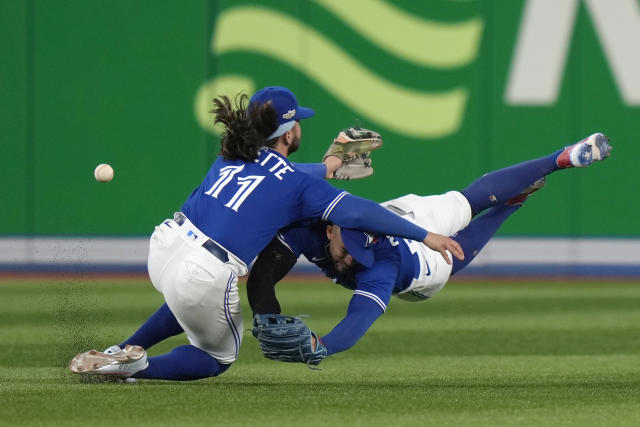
<box><xmin>364</xmin><ymin>232</ymin><xmax>378</xmax><ymax>247</ymax></box>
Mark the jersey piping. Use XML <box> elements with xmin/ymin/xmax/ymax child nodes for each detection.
<box><xmin>353</xmin><ymin>290</ymin><xmax>387</xmax><ymax>312</ymax></box>
<box><xmin>322</xmin><ymin>191</ymin><xmax>349</xmax><ymax>220</ymax></box>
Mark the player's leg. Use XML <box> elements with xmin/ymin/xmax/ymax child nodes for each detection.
<box><xmin>451</xmin><ymin>180</ymin><xmax>543</xmax><ymax>274</ymax></box>
<box><xmin>118</xmin><ymin>303</ymin><xmax>184</xmax><ymax>350</ymax></box>
<box><xmin>133</xmin><ymin>345</ymin><xmax>231</xmax><ymax>380</ymax></box>
<box><xmin>68</xmin><ymin>342</ymin><xmax>230</xmax><ymax>381</ymax></box>
<box><xmin>138</xmin><ymin>232</ymin><xmax>243</xmax><ymax>380</ymax></box>
<box><xmin>451</xmin><ymin>204</ymin><xmax>520</xmax><ymax>275</ymax></box>
<box><xmin>104</xmin><ymin>250</ymin><xmax>240</xmax><ymax>380</ymax></box>
<box><xmin>461</xmin><ymin>133</ymin><xmax>611</xmax><ymax>216</ymax></box>
<box><xmin>70</xmin><ymin>219</ymin><xmax>242</xmax><ymax>380</ymax></box>
<box><xmin>69</xmin><ymin>303</ymin><xmax>183</xmax><ymax>377</ymax></box>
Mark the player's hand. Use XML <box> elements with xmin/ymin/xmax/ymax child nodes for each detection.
<box><xmin>422</xmin><ymin>232</ymin><xmax>464</xmax><ymax>265</ymax></box>
<box><xmin>323</xmin><ymin>155</ymin><xmax>343</xmax><ymax>178</ymax></box>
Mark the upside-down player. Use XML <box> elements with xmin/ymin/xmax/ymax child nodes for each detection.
<box><xmin>249</xmin><ymin>133</ymin><xmax>612</xmax><ymax>365</ymax></box>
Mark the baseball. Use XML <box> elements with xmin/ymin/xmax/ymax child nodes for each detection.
<box><xmin>94</xmin><ymin>163</ymin><xmax>114</xmax><ymax>182</ymax></box>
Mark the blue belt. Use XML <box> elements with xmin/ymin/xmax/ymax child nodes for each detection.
<box><xmin>174</xmin><ymin>213</ymin><xmax>230</xmax><ymax>263</ymax></box>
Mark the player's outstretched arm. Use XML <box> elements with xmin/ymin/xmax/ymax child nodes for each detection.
<box><xmin>253</xmin><ymin>294</ymin><xmax>384</xmax><ymax>365</ymax></box>
<box><xmin>293</xmin><ymin>156</ymin><xmax>362</xmax><ymax>180</ymax></box>
<box><xmin>423</xmin><ymin>232</ymin><xmax>464</xmax><ymax>265</ymax></box>
<box><xmin>294</xmin><ymin>157</ymin><xmax>344</xmax><ymax>179</ymax></box>
<box><xmin>320</xmin><ymin>294</ymin><xmax>384</xmax><ymax>356</ymax></box>
<box><xmin>329</xmin><ymin>195</ymin><xmax>429</xmax><ymax>243</ymax></box>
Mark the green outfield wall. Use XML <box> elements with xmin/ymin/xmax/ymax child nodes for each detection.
<box><xmin>2</xmin><ymin>0</ymin><xmax>638</xmax><ymax>237</ymax></box>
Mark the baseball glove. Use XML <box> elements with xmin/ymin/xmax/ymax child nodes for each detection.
<box><xmin>252</xmin><ymin>314</ymin><xmax>327</xmax><ymax>366</ymax></box>
<box><xmin>324</xmin><ymin>127</ymin><xmax>383</xmax><ymax>180</ymax></box>
<box><xmin>334</xmin><ymin>154</ymin><xmax>373</xmax><ymax>180</ymax></box>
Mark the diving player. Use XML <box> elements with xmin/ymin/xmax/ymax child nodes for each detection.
<box><xmin>247</xmin><ymin>133</ymin><xmax>612</xmax><ymax>358</ymax></box>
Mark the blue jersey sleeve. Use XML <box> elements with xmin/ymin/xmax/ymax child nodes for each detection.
<box><xmin>327</xmin><ymin>194</ymin><xmax>429</xmax><ymax>242</ymax></box>
<box><xmin>320</xmin><ymin>261</ymin><xmax>397</xmax><ymax>355</ymax></box>
<box><xmin>293</xmin><ymin>163</ymin><xmax>327</xmax><ymax>179</ymax></box>
<box><xmin>277</xmin><ymin>226</ymin><xmax>321</xmax><ymax>258</ymax></box>
<box><xmin>295</xmin><ymin>173</ymin><xmax>350</xmax><ymax>221</ymax></box>
<box><xmin>351</xmin><ymin>261</ymin><xmax>396</xmax><ymax>311</ymax></box>
<box><xmin>295</xmin><ymin>174</ymin><xmax>429</xmax><ymax>243</ymax></box>
<box><xmin>320</xmin><ymin>297</ymin><xmax>382</xmax><ymax>356</ymax></box>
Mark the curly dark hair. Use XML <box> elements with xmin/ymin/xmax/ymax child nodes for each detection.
<box><xmin>211</xmin><ymin>93</ymin><xmax>279</xmax><ymax>162</ymax></box>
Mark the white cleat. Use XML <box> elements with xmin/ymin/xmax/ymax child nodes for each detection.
<box><xmin>556</xmin><ymin>133</ymin><xmax>612</xmax><ymax>168</ymax></box>
<box><xmin>69</xmin><ymin>344</ymin><xmax>148</xmax><ymax>378</ymax></box>
<box><xmin>104</xmin><ymin>345</ymin><xmax>123</xmax><ymax>355</ymax></box>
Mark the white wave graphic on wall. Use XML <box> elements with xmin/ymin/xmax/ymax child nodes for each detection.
<box><xmin>195</xmin><ymin>3</ymin><xmax>483</xmax><ymax>138</ymax></box>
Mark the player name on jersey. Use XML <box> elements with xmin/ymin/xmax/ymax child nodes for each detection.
<box><xmin>256</xmin><ymin>149</ymin><xmax>295</xmax><ymax>180</ymax></box>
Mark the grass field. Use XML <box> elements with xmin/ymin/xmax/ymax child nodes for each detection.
<box><xmin>2</xmin><ymin>277</ymin><xmax>640</xmax><ymax>426</ymax></box>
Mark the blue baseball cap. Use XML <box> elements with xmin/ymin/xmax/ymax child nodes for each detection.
<box><xmin>340</xmin><ymin>228</ymin><xmax>380</xmax><ymax>268</ymax></box>
<box><xmin>249</xmin><ymin>86</ymin><xmax>315</xmax><ymax>139</ymax></box>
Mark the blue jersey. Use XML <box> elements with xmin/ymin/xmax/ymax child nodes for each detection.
<box><xmin>279</xmin><ymin>221</ymin><xmax>431</xmax><ymax>355</ymax></box>
<box><xmin>280</xmin><ymin>222</ymin><xmax>421</xmax><ymax>311</ymax></box>
<box><xmin>181</xmin><ymin>149</ymin><xmax>347</xmax><ymax>265</ymax></box>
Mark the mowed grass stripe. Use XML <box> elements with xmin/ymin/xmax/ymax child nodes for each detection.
<box><xmin>4</xmin><ymin>280</ymin><xmax>640</xmax><ymax>316</ymax></box>
<box><xmin>3</xmin><ymin>354</ymin><xmax>640</xmax><ymax>384</ymax></box>
<box><xmin>5</xmin><ymin>326</ymin><xmax>640</xmax><ymax>367</ymax></box>
<box><xmin>1</xmin><ymin>279</ymin><xmax>640</xmax><ymax>426</ymax></box>
<box><xmin>5</xmin><ymin>305</ymin><xmax>640</xmax><ymax>339</ymax></box>
<box><xmin>2</xmin><ymin>363</ymin><xmax>639</xmax><ymax>426</ymax></box>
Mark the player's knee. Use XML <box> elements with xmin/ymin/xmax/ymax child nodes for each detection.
<box><xmin>200</xmin><ymin>351</ymin><xmax>232</xmax><ymax>378</ymax></box>
<box><xmin>172</xmin><ymin>345</ymin><xmax>232</xmax><ymax>379</ymax></box>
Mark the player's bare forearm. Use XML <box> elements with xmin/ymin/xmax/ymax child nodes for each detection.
<box><xmin>422</xmin><ymin>232</ymin><xmax>464</xmax><ymax>265</ymax></box>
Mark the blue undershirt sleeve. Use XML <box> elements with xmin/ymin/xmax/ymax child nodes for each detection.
<box><xmin>320</xmin><ymin>295</ymin><xmax>384</xmax><ymax>355</ymax></box>
<box><xmin>327</xmin><ymin>194</ymin><xmax>429</xmax><ymax>242</ymax></box>
<box><xmin>293</xmin><ymin>163</ymin><xmax>327</xmax><ymax>179</ymax></box>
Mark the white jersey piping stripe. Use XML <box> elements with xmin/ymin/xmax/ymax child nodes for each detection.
<box><xmin>322</xmin><ymin>191</ymin><xmax>349</xmax><ymax>221</ymax></box>
<box><xmin>224</xmin><ymin>272</ymin><xmax>240</xmax><ymax>359</ymax></box>
<box><xmin>353</xmin><ymin>290</ymin><xmax>387</xmax><ymax>312</ymax></box>
<box><xmin>276</xmin><ymin>233</ymin><xmax>294</xmax><ymax>255</ymax></box>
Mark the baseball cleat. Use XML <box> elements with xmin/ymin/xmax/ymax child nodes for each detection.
<box><xmin>103</xmin><ymin>345</ymin><xmax>123</xmax><ymax>355</ymax></box>
<box><xmin>69</xmin><ymin>344</ymin><xmax>148</xmax><ymax>377</ymax></box>
<box><xmin>506</xmin><ymin>177</ymin><xmax>546</xmax><ymax>206</ymax></box>
<box><xmin>556</xmin><ymin>133</ymin><xmax>612</xmax><ymax>168</ymax></box>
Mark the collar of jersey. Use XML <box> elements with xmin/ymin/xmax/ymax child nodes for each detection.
<box><xmin>262</xmin><ymin>147</ymin><xmax>292</xmax><ymax>164</ymax></box>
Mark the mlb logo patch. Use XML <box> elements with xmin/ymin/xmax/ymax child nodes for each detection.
<box><xmin>187</xmin><ymin>230</ymin><xmax>198</xmax><ymax>240</ymax></box>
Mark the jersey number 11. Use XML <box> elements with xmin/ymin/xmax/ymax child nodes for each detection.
<box><xmin>205</xmin><ymin>165</ymin><xmax>265</xmax><ymax>212</ymax></box>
